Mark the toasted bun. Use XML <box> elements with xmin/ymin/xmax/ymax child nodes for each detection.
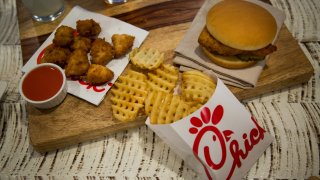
<box><xmin>201</xmin><ymin>47</ymin><xmax>257</xmax><ymax>69</ymax></box>
<box><xmin>206</xmin><ymin>0</ymin><xmax>277</xmax><ymax>51</ymax></box>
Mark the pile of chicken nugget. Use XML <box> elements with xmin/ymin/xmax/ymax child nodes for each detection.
<box><xmin>40</xmin><ymin>19</ymin><xmax>135</xmax><ymax>85</ymax></box>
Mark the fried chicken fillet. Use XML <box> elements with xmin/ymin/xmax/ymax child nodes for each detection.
<box><xmin>112</xmin><ymin>34</ymin><xmax>135</xmax><ymax>58</ymax></box>
<box><xmin>198</xmin><ymin>27</ymin><xmax>277</xmax><ymax>60</ymax></box>
<box><xmin>41</xmin><ymin>44</ymin><xmax>71</xmax><ymax>68</ymax></box>
<box><xmin>65</xmin><ymin>49</ymin><xmax>90</xmax><ymax>78</ymax></box>
<box><xmin>90</xmin><ymin>38</ymin><xmax>114</xmax><ymax>65</ymax></box>
<box><xmin>86</xmin><ymin>64</ymin><xmax>114</xmax><ymax>85</ymax></box>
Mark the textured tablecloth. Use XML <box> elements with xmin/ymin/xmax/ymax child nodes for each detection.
<box><xmin>0</xmin><ymin>0</ymin><xmax>319</xmax><ymax>179</ymax></box>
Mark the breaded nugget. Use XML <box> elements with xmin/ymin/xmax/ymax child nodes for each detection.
<box><xmin>53</xmin><ymin>25</ymin><xmax>75</xmax><ymax>47</ymax></box>
<box><xmin>76</xmin><ymin>19</ymin><xmax>101</xmax><ymax>37</ymax></box>
<box><xmin>86</xmin><ymin>64</ymin><xmax>114</xmax><ymax>85</ymax></box>
<box><xmin>90</xmin><ymin>38</ymin><xmax>114</xmax><ymax>65</ymax></box>
<box><xmin>112</xmin><ymin>34</ymin><xmax>135</xmax><ymax>58</ymax></box>
<box><xmin>41</xmin><ymin>44</ymin><xmax>71</xmax><ymax>68</ymax></box>
<box><xmin>71</xmin><ymin>36</ymin><xmax>91</xmax><ymax>52</ymax></box>
<box><xmin>65</xmin><ymin>49</ymin><xmax>90</xmax><ymax>78</ymax></box>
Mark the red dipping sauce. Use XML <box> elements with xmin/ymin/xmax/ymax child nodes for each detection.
<box><xmin>22</xmin><ymin>66</ymin><xmax>63</xmax><ymax>101</ymax></box>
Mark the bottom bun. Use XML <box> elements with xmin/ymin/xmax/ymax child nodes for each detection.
<box><xmin>201</xmin><ymin>47</ymin><xmax>258</xmax><ymax>69</ymax></box>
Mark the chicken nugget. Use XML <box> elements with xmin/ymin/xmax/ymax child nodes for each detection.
<box><xmin>41</xmin><ymin>44</ymin><xmax>71</xmax><ymax>68</ymax></box>
<box><xmin>53</xmin><ymin>25</ymin><xmax>75</xmax><ymax>47</ymax></box>
<box><xmin>71</xmin><ymin>36</ymin><xmax>91</xmax><ymax>52</ymax></box>
<box><xmin>90</xmin><ymin>38</ymin><xmax>114</xmax><ymax>65</ymax></box>
<box><xmin>112</xmin><ymin>34</ymin><xmax>135</xmax><ymax>58</ymax></box>
<box><xmin>65</xmin><ymin>49</ymin><xmax>90</xmax><ymax>78</ymax></box>
<box><xmin>76</xmin><ymin>19</ymin><xmax>101</xmax><ymax>37</ymax></box>
<box><xmin>86</xmin><ymin>64</ymin><xmax>114</xmax><ymax>85</ymax></box>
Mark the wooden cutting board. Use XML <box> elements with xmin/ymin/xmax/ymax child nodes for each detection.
<box><xmin>18</xmin><ymin>0</ymin><xmax>313</xmax><ymax>152</ymax></box>
<box><xmin>27</xmin><ymin>24</ymin><xmax>313</xmax><ymax>153</ymax></box>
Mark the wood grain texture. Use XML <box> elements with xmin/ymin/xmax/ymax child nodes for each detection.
<box><xmin>0</xmin><ymin>0</ymin><xmax>318</xmax><ymax>179</ymax></box>
<box><xmin>18</xmin><ymin>0</ymin><xmax>205</xmax><ymax>63</ymax></box>
<box><xmin>229</xmin><ymin>26</ymin><xmax>314</xmax><ymax>99</ymax></box>
<box><xmin>248</xmin><ymin>41</ymin><xmax>320</xmax><ymax>103</ymax></box>
<box><xmin>2</xmin><ymin>101</ymin><xmax>319</xmax><ymax>179</ymax></box>
<box><xmin>0</xmin><ymin>0</ymin><xmax>20</xmax><ymax>45</ymax></box>
<box><xmin>28</xmin><ymin>94</ymin><xmax>146</xmax><ymax>152</ymax></box>
<box><xmin>0</xmin><ymin>45</ymin><xmax>23</xmax><ymax>102</ymax></box>
<box><xmin>16</xmin><ymin>0</ymin><xmax>199</xmax><ymax>40</ymax></box>
<box><xmin>27</xmin><ymin>24</ymin><xmax>313</xmax><ymax>153</ymax></box>
<box><xmin>245</xmin><ymin>101</ymin><xmax>320</xmax><ymax>179</ymax></box>
<box><xmin>270</xmin><ymin>0</ymin><xmax>320</xmax><ymax>41</ymax></box>
<box><xmin>21</xmin><ymin>0</ymin><xmax>313</xmax><ymax>152</ymax></box>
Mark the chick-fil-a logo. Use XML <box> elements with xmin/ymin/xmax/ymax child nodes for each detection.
<box><xmin>78</xmin><ymin>79</ymin><xmax>112</xmax><ymax>92</ymax></box>
<box><xmin>189</xmin><ymin>105</ymin><xmax>266</xmax><ymax>180</ymax></box>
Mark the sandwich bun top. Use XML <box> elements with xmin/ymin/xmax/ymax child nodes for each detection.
<box><xmin>206</xmin><ymin>0</ymin><xmax>277</xmax><ymax>51</ymax></box>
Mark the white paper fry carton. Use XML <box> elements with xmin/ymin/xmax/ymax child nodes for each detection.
<box><xmin>146</xmin><ymin>77</ymin><xmax>273</xmax><ymax>180</ymax></box>
<box><xmin>22</xmin><ymin>6</ymin><xmax>149</xmax><ymax>105</ymax></box>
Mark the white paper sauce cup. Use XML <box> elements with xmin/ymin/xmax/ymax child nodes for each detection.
<box><xmin>19</xmin><ymin>63</ymin><xmax>67</xmax><ymax>109</ymax></box>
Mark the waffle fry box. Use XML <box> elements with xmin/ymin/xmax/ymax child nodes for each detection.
<box><xmin>146</xmin><ymin>76</ymin><xmax>273</xmax><ymax>179</ymax></box>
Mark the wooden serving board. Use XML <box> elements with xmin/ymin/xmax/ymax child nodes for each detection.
<box><xmin>18</xmin><ymin>0</ymin><xmax>313</xmax><ymax>152</ymax></box>
<box><xmin>27</xmin><ymin>25</ymin><xmax>313</xmax><ymax>153</ymax></box>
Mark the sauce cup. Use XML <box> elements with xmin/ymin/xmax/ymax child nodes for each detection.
<box><xmin>19</xmin><ymin>63</ymin><xmax>67</xmax><ymax>109</ymax></box>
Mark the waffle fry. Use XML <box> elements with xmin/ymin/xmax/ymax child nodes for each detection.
<box><xmin>111</xmin><ymin>62</ymin><xmax>216</xmax><ymax>124</ymax></box>
<box><xmin>145</xmin><ymin>91</ymin><xmax>193</xmax><ymax>124</ymax></box>
<box><xmin>186</xmin><ymin>101</ymin><xmax>204</xmax><ymax>114</ymax></box>
<box><xmin>129</xmin><ymin>47</ymin><xmax>164</xmax><ymax>70</ymax></box>
<box><xmin>147</xmin><ymin>64</ymin><xmax>179</xmax><ymax>93</ymax></box>
<box><xmin>181</xmin><ymin>70</ymin><xmax>216</xmax><ymax>104</ymax></box>
<box><xmin>111</xmin><ymin>70</ymin><xmax>148</xmax><ymax>122</ymax></box>
<box><xmin>111</xmin><ymin>100</ymin><xmax>143</xmax><ymax>122</ymax></box>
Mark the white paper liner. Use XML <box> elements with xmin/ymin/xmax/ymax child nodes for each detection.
<box><xmin>22</xmin><ymin>6</ymin><xmax>149</xmax><ymax>105</ymax></box>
